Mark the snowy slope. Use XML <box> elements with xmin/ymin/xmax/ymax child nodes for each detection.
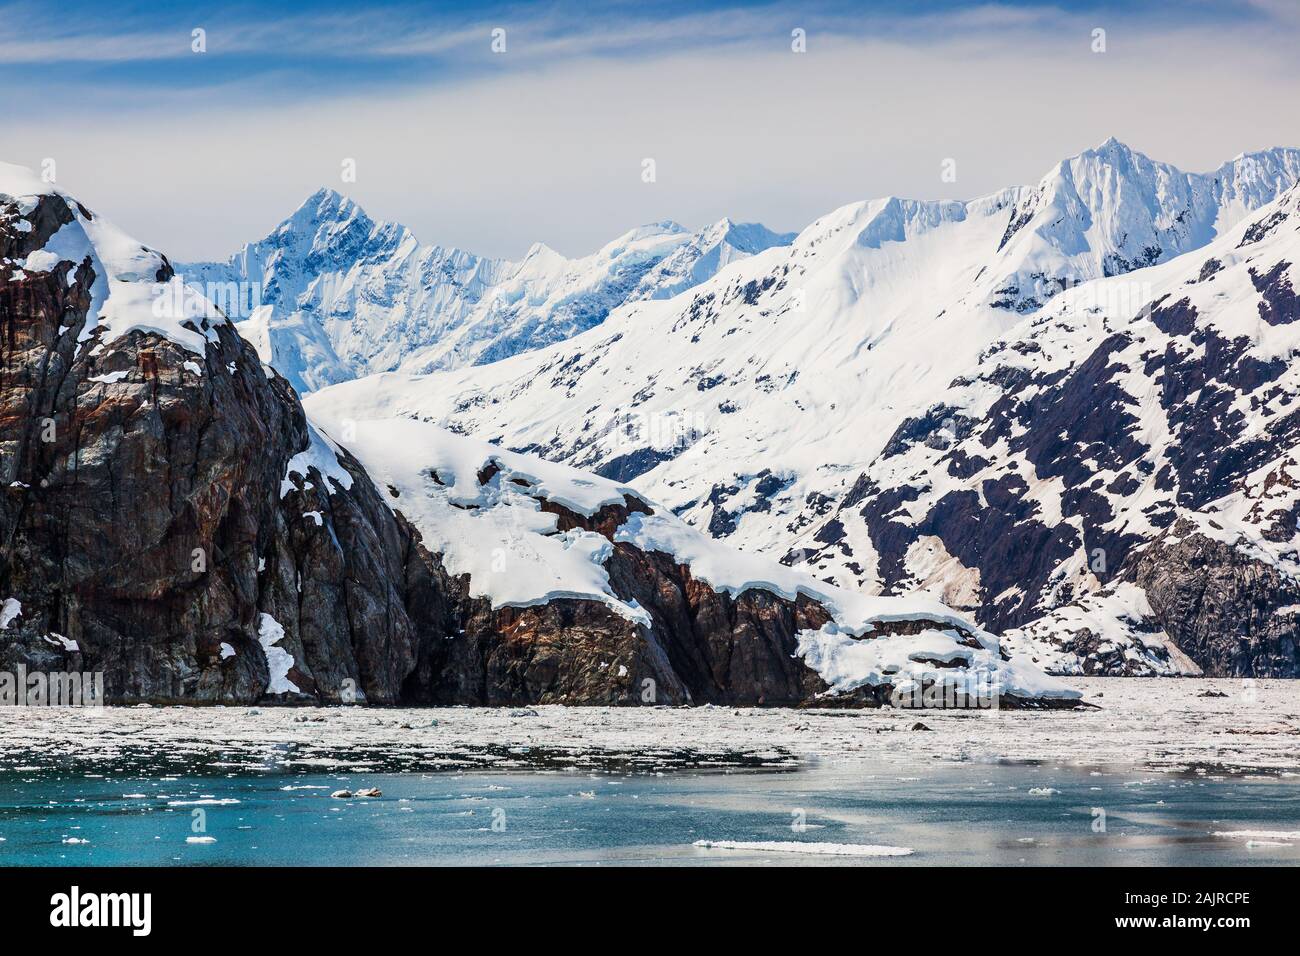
<box><xmin>302</xmin><ymin>394</ymin><xmax>1078</xmax><ymax>703</ymax></box>
<box><xmin>309</xmin><ymin>141</ymin><xmax>1300</xmax><ymax>572</ymax></box>
<box><xmin>183</xmin><ymin>195</ymin><xmax>792</xmax><ymax>394</ymax></box>
<box><xmin>802</xmin><ymin>180</ymin><xmax>1300</xmax><ymax>674</ymax></box>
<box><xmin>1</xmin><ymin>161</ymin><xmax>226</xmax><ymax>356</ymax></box>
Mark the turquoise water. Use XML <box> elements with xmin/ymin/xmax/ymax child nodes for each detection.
<box><xmin>2</xmin><ymin>757</ymin><xmax>1298</xmax><ymax>866</ymax></box>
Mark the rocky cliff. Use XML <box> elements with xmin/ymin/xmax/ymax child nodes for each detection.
<box><xmin>1</xmin><ymin>167</ymin><xmax>1074</xmax><ymax>708</ymax></box>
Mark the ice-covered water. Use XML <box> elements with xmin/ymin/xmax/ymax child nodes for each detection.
<box><xmin>2</xmin><ymin>678</ymin><xmax>1297</xmax><ymax>865</ymax></box>
<box><xmin>3</xmin><ymin>758</ymin><xmax>1298</xmax><ymax>866</ymax></box>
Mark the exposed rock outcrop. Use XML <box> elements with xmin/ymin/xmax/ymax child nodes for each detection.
<box><xmin>801</xmin><ymin>185</ymin><xmax>1300</xmax><ymax>677</ymax></box>
<box><xmin>1</xmin><ymin>176</ymin><xmax>1076</xmax><ymax>708</ymax></box>
<box><xmin>1131</xmin><ymin>520</ymin><xmax>1300</xmax><ymax>677</ymax></box>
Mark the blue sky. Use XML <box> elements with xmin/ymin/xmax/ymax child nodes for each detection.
<box><xmin>3</xmin><ymin>0</ymin><xmax>1298</xmax><ymax>260</ymax></box>
<box><xmin>1</xmin><ymin>1</ymin><xmax>1275</xmax><ymax>101</ymax></box>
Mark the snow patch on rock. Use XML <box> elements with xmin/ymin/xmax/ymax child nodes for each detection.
<box><xmin>257</xmin><ymin>613</ymin><xmax>299</xmax><ymax>695</ymax></box>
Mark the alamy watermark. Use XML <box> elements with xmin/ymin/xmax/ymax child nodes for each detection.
<box><xmin>152</xmin><ymin>275</ymin><xmax>263</xmax><ymax>320</ymax></box>
<box><xmin>889</xmin><ymin>673</ymin><xmax>1002</xmax><ymax>711</ymax></box>
<box><xmin>0</xmin><ymin>665</ymin><xmax>104</xmax><ymax>707</ymax></box>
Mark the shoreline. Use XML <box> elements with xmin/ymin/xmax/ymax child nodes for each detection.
<box><xmin>1</xmin><ymin>677</ymin><xmax>1296</xmax><ymax>776</ymax></box>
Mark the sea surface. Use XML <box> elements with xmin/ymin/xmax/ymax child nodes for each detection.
<box><xmin>3</xmin><ymin>754</ymin><xmax>1298</xmax><ymax>866</ymax></box>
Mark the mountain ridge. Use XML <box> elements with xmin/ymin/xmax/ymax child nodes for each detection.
<box><xmin>300</xmin><ymin>140</ymin><xmax>1300</xmax><ymax>677</ymax></box>
<box><xmin>1</xmin><ymin>162</ymin><xmax>1073</xmax><ymax>706</ymax></box>
<box><xmin>181</xmin><ymin>194</ymin><xmax>795</xmax><ymax>394</ymax></box>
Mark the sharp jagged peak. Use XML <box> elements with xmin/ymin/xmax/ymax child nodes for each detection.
<box><xmin>522</xmin><ymin>240</ymin><xmax>564</xmax><ymax>262</ymax></box>
<box><xmin>1086</xmin><ymin>134</ymin><xmax>1137</xmax><ymax>156</ymax></box>
<box><xmin>700</xmin><ymin>217</ymin><xmax>798</xmax><ymax>253</ymax></box>
<box><xmin>300</xmin><ymin>185</ymin><xmax>350</xmax><ymax>209</ymax></box>
<box><xmin>1054</xmin><ymin>136</ymin><xmax>1300</xmax><ymax>186</ymax></box>
<box><xmin>282</xmin><ymin>186</ymin><xmax>371</xmax><ymax>233</ymax></box>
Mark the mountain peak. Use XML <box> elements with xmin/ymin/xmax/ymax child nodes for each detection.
<box><xmin>292</xmin><ymin>186</ymin><xmax>361</xmax><ymax>222</ymax></box>
<box><xmin>523</xmin><ymin>240</ymin><xmax>563</xmax><ymax>261</ymax></box>
<box><xmin>611</xmin><ymin>220</ymin><xmax>689</xmax><ymax>244</ymax></box>
<box><xmin>1069</xmin><ymin>136</ymin><xmax>1147</xmax><ymax>168</ymax></box>
<box><xmin>711</xmin><ymin>218</ymin><xmax>797</xmax><ymax>254</ymax></box>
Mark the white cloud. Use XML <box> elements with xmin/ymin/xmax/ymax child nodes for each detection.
<box><xmin>2</xmin><ymin>4</ymin><xmax>1297</xmax><ymax>261</ymax></box>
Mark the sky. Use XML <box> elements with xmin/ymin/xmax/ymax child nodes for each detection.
<box><xmin>2</xmin><ymin>0</ymin><xmax>1299</xmax><ymax>262</ymax></box>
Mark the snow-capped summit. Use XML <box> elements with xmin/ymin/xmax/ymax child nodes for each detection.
<box><xmin>1</xmin><ymin>160</ymin><xmax>225</xmax><ymax>356</ymax></box>
<box><xmin>625</xmin><ymin>217</ymin><xmax>798</xmax><ymax>304</ymax></box>
<box><xmin>184</xmin><ymin>199</ymin><xmax>794</xmax><ymax>392</ymax></box>
<box><xmin>984</xmin><ymin>138</ymin><xmax>1300</xmax><ymax>311</ymax></box>
<box><xmin>310</xmin><ymin>140</ymin><xmax>1300</xmax><ymax>678</ymax></box>
<box><xmin>0</xmin><ymin>160</ymin><xmax>55</xmax><ymax>199</ymax></box>
<box><xmin>181</xmin><ymin>189</ymin><xmax>511</xmax><ymax>394</ymax></box>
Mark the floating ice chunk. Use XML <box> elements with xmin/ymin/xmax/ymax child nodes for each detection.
<box><xmin>693</xmin><ymin>840</ymin><xmax>913</xmax><ymax>857</ymax></box>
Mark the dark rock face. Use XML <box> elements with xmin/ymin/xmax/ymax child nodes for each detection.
<box><xmin>0</xmin><ymin>193</ymin><xmax>438</xmax><ymax>704</ymax></box>
<box><xmin>405</xmin><ymin>495</ymin><xmax>833</xmax><ymax>707</ymax></box>
<box><xmin>799</xmin><ymin>197</ymin><xmax>1300</xmax><ymax>677</ymax></box>
<box><xmin>604</xmin><ymin>546</ymin><xmax>831</xmax><ymax>705</ymax></box>
<box><xmin>1131</xmin><ymin>520</ymin><xmax>1300</xmax><ymax>677</ymax></box>
<box><xmin>3</xmin><ymin>193</ymin><xmax>1011</xmax><ymax>708</ymax></box>
<box><xmin>593</xmin><ymin>446</ymin><xmax>677</xmax><ymax>482</ymax></box>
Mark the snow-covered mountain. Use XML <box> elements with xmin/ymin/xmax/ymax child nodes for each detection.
<box><xmin>399</xmin><ymin>218</ymin><xmax>796</xmax><ymax>374</ymax></box>
<box><xmin>305</xmin><ymin>140</ymin><xmax>1300</xmax><ymax>677</ymax></box>
<box><xmin>182</xmin><ymin>195</ymin><xmax>792</xmax><ymax>395</ymax></box>
<box><xmin>989</xmin><ymin>137</ymin><xmax>1300</xmax><ymax>311</ymax></box>
<box><xmin>311</xmin><ymin>140</ymin><xmax>1300</xmax><ymax>540</ymax></box>
<box><xmin>817</xmin><ymin>180</ymin><xmax>1300</xmax><ymax>677</ymax></box>
<box><xmin>4</xmin><ymin>158</ymin><xmax>1074</xmax><ymax>707</ymax></box>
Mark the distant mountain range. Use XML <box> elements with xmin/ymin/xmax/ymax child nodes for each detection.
<box><xmin>181</xmin><ymin>195</ymin><xmax>794</xmax><ymax>395</ymax></box>
<box><xmin>298</xmin><ymin>139</ymin><xmax>1300</xmax><ymax>678</ymax></box>
<box><xmin>5</xmin><ymin>136</ymin><xmax>1299</xmax><ymax>690</ymax></box>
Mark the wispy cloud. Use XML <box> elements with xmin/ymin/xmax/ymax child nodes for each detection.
<box><xmin>0</xmin><ymin>1</ymin><xmax>1277</xmax><ymax>72</ymax></box>
<box><xmin>1</xmin><ymin>1</ymin><xmax>1296</xmax><ymax>262</ymax></box>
